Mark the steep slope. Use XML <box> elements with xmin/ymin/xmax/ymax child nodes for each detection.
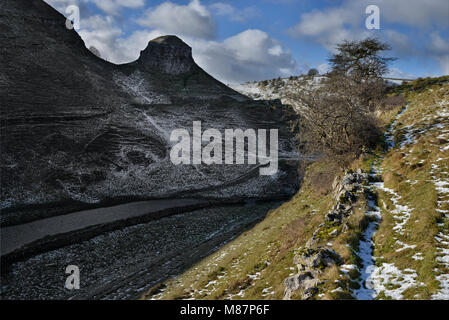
<box><xmin>143</xmin><ymin>161</ymin><xmax>336</xmax><ymax>300</ymax></box>
<box><xmin>144</xmin><ymin>76</ymin><xmax>448</xmax><ymax>300</ymax></box>
<box><xmin>0</xmin><ymin>0</ymin><xmax>299</xmax><ymax>227</ymax></box>
<box><xmin>350</xmin><ymin>77</ymin><xmax>449</xmax><ymax>300</ymax></box>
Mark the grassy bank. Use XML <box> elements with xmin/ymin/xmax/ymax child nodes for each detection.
<box><xmin>366</xmin><ymin>76</ymin><xmax>449</xmax><ymax>299</ymax></box>
<box><xmin>143</xmin><ymin>76</ymin><xmax>448</xmax><ymax>300</ymax></box>
<box><xmin>143</xmin><ymin>161</ymin><xmax>337</xmax><ymax>300</ymax></box>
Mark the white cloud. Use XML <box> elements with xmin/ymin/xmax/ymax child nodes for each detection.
<box><xmin>191</xmin><ymin>30</ymin><xmax>300</xmax><ymax>84</ymax></box>
<box><xmin>317</xmin><ymin>63</ymin><xmax>331</xmax><ymax>75</ymax></box>
<box><xmin>72</xmin><ymin>1</ymin><xmax>299</xmax><ymax>83</ymax></box>
<box><xmin>114</xmin><ymin>30</ymin><xmax>165</xmax><ymax>63</ymax></box>
<box><xmin>45</xmin><ymin>0</ymin><xmax>144</xmax><ymax>16</ymax></box>
<box><xmin>115</xmin><ymin>0</ymin><xmax>144</xmax><ymax>8</ymax></box>
<box><xmin>429</xmin><ymin>32</ymin><xmax>449</xmax><ymax>75</ymax></box>
<box><xmin>137</xmin><ymin>0</ymin><xmax>216</xmax><ymax>39</ymax></box>
<box><xmin>77</xmin><ymin>15</ymin><xmax>124</xmax><ymax>62</ymax></box>
<box><xmin>386</xmin><ymin>67</ymin><xmax>416</xmax><ymax>79</ymax></box>
<box><xmin>209</xmin><ymin>3</ymin><xmax>260</xmax><ymax>23</ymax></box>
<box><xmin>383</xmin><ymin>30</ymin><xmax>412</xmax><ymax>54</ymax></box>
<box><xmin>288</xmin><ymin>0</ymin><xmax>449</xmax><ymax>74</ymax></box>
<box><xmin>289</xmin><ymin>8</ymin><xmax>351</xmax><ymax>37</ymax></box>
<box><xmin>430</xmin><ymin>32</ymin><xmax>449</xmax><ymax>53</ymax></box>
<box><xmin>88</xmin><ymin>0</ymin><xmax>145</xmax><ymax>16</ymax></box>
<box><xmin>209</xmin><ymin>3</ymin><xmax>234</xmax><ymax>16</ymax></box>
<box><xmin>288</xmin><ymin>6</ymin><xmax>369</xmax><ymax>51</ymax></box>
<box><xmin>268</xmin><ymin>45</ymin><xmax>283</xmax><ymax>56</ymax></box>
<box><xmin>78</xmin><ymin>25</ymin><xmax>300</xmax><ymax>83</ymax></box>
<box><xmin>379</xmin><ymin>0</ymin><xmax>449</xmax><ymax>28</ymax></box>
<box><xmin>44</xmin><ymin>0</ymin><xmax>79</xmax><ymax>11</ymax></box>
<box><xmin>437</xmin><ymin>56</ymin><xmax>449</xmax><ymax>75</ymax></box>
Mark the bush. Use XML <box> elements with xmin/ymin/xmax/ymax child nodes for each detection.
<box><xmin>307</xmin><ymin>68</ymin><xmax>319</xmax><ymax>77</ymax></box>
<box><xmin>289</xmin><ymin>38</ymin><xmax>394</xmax><ymax>167</ymax></box>
<box><xmin>382</xmin><ymin>95</ymin><xmax>406</xmax><ymax>110</ymax></box>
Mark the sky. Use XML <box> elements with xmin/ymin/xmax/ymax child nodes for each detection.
<box><xmin>44</xmin><ymin>0</ymin><xmax>449</xmax><ymax>84</ymax></box>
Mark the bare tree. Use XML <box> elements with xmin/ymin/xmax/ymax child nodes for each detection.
<box><xmin>289</xmin><ymin>38</ymin><xmax>394</xmax><ymax>167</ymax></box>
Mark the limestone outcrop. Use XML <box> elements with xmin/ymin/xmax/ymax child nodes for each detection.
<box><xmin>137</xmin><ymin>36</ymin><xmax>196</xmax><ymax>75</ymax></box>
<box><xmin>284</xmin><ymin>169</ymin><xmax>368</xmax><ymax>299</ymax></box>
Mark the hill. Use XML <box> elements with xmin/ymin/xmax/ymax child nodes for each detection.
<box><xmin>0</xmin><ymin>0</ymin><xmax>299</xmax><ymax>228</ymax></box>
<box><xmin>230</xmin><ymin>76</ymin><xmax>413</xmax><ymax>107</ymax></box>
<box><xmin>143</xmin><ymin>76</ymin><xmax>449</xmax><ymax>300</ymax></box>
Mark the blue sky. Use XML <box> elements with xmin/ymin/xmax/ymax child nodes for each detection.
<box><xmin>46</xmin><ymin>0</ymin><xmax>449</xmax><ymax>84</ymax></box>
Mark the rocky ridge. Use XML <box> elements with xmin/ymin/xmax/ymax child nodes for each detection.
<box><xmin>137</xmin><ymin>36</ymin><xmax>196</xmax><ymax>75</ymax></box>
<box><xmin>0</xmin><ymin>0</ymin><xmax>299</xmax><ymax>226</ymax></box>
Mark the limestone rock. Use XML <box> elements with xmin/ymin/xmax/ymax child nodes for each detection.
<box><xmin>137</xmin><ymin>36</ymin><xmax>196</xmax><ymax>75</ymax></box>
<box><xmin>302</xmin><ymin>286</ymin><xmax>319</xmax><ymax>300</ymax></box>
<box><xmin>284</xmin><ymin>168</ymin><xmax>369</xmax><ymax>300</ymax></box>
<box><xmin>284</xmin><ymin>271</ymin><xmax>321</xmax><ymax>300</ymax></box>
<box><xmin>294</xmin><ymin>247</ymin><xmax>343</xmax><ymax>271</ymax></box>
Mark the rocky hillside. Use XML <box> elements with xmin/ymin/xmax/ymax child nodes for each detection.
<box><xmin>230</xmin><ymin>76</ymin><xmax>324</xmax><ymax>106</ymax></box>
<box><xmin>230</xmin><ymin>76</ymin><xmax>410</xmax><ymax>108</ymax></box>
<box><xmin>0</xmin><ymin>0</ymin><xmax>299</xmax><ymax>226</ymax></box>
<box><xmin>143</xmin><ymin>76</ymin><xmax>448</xmax><ymax>300</ymax></box>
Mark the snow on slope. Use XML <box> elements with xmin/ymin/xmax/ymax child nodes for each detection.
<box><xmin>230</xmin><ymin>76</ymin><xmax>325</xmax><ymax>106</ymax></box>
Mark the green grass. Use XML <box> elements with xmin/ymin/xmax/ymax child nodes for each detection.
<box><xmin>142</xmin><ymin>161</ymin><xmax>336</xmax><ymax>300</ymax></box>
<box><xmin>369</xmin><ymin>79</ymin><xmax>449</xmax><ymax>299</ymax></box>
<box><xmin>142</xmin><ymin>157</ymin><xmax>374</xmax><ymax>300</ymax></box>
<box><xmin>142</xmin><ymin>77</ymin><xmax>449</xmax><ymax>300</ymax></box>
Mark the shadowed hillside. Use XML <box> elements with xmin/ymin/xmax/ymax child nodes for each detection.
<box><xmin>0</xmin><ymin>0</ymin><xmax>299</xmax><ymax>227</ymax></box>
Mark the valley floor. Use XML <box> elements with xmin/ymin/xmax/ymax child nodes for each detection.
<box><xmin>1</xmin><ymin>202</ymin><xmax>279</xmax><ymax>299</ymax></box>
<box><xmin>1</xmin><ymin>198</ymin><xmax>210</xmax><ymax>257</ymax></box>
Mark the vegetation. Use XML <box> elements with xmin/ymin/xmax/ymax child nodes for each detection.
<box><xmin>328</xmin><ymin>38</ymin><xmax>395</xmax><ymax>79</ymax></box>
<box><xmin>290</xmin><ymin>38</ymin><xmax>395</xmax><ymax>167</ymax></box>
<box><xmin>143</xmin><ymin>161</ymin><xmax>336</xmax><ymax>300</ymax></box>
<box><xmin>368</xmin><ymin>77</ymin><xmax>449</xmax><ymax>299</ymax></box>
<box><xmin>307</xmin><ymin>68</ymin><xmax>319</xmax><ymax>77</ymax></box>
<box><xmin>141</xmin><ymin>34</ymin><xmax>448</xmax><ymax>299</ymax></box>
<box><xmin>143</xmin><ymin>76</ymin><xmax>448</xmax><ymax>301</ymax></box>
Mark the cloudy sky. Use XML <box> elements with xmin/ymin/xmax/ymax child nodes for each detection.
<box><xmin>45</xmin><ymin>0</ymin><xmax>449</xmax><ymax>84</ymax></box>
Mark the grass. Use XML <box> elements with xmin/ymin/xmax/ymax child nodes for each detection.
<box><xmin>142</xmin><ymin>76</ymin><xmax>448</xmax><ymax>300</ymax></box>
<box><xmin>142</xmin><ymin>158</ymin><xmax>373</xmax><ymax>300</ymax></box>
<box><xmin>142</xmin><ymin>161</ymin><xmax>335</xmax><ymax>300</ymax></box>
<box><xmin>368</xmin><ymin>78</ymin><xmax>449</xmax><ymax>299</ymax></box>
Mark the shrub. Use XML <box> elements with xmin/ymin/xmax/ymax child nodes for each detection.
<box><xmin>289</xmin><ymin>38</ymin><xmax>394</xmax><ymax>167</ymax></box>
<box><xmin>307</xmin><ymin>68</ymin><xmax>319</xmax><ymax>77</ymax></box>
